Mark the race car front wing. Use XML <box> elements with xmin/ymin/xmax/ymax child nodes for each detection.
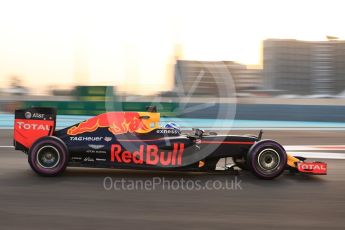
<box><xmin>287</xmin><ymin>154</ymin><xmax>327</xmax><ymax>175</ymax></box>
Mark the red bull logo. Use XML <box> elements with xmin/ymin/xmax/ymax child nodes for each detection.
<box><xmin>111</xmin><ymin>143</ymin><xmax>185</xmax><ymax>166</ymax></box>
<box><xmin>67</xmin><ymin>112</ymin><xmax>149</xmax><ymax>135</ymax></box>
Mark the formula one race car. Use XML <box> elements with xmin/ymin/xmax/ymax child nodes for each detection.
<box><xmin>13</xmin><ymin>107</ymin><xmax>327</xmax><ymax>179</ymax></box>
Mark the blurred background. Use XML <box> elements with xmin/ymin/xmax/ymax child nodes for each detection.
<box><xmin>1</xmin><ymin>2</ymin><xmax>345</xmax><ymax>229</ymax></box>
<box><xmin>1</xmin><ymin>0</ymin><xmax>345</xmax><ymax>126</ymax></box>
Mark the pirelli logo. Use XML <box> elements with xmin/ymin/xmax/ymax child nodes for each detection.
<box><xmin>111</xmin><ymin>143</ymin><xmax>185</xmax><ymax>166</ymax></box>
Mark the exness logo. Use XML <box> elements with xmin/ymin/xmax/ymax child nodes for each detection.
<box><xmin>156</xmin><ymin>129</ymin><xmax>180</xmax><ymax>135</ymax></box>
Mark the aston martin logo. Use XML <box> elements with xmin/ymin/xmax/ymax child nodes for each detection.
<box><xmin>104</xmin><ymin>137</ymin><xmax>112</xmax><ymax>142</ymax></box>
<box><xmin>88</xmin><ymin>144</ymin><xmax>105</xmax><ymax>150</ymax></box>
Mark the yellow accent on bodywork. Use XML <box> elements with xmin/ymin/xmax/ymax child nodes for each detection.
<box><xmin>287</xmin><ymin>154</ymin><xmax>301</xmax><ymax>168</ymax></box>
<box><xmin>135</xmin><ymin>112</ymin><xmax>161</xmax><ymax>133</ymax></box>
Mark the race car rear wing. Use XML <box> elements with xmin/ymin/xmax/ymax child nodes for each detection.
<box><xmin>14</xmin><ymin>107</ymin><xmax>56</xmax><ymax>151</ymax></box>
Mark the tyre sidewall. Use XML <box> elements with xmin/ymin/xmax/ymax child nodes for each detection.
<box><xmin>28</xmin><ymin>136</ymin><xmax>69</xmax><ymax>176</ymax></box>
<box><xmin>247</xmin><ymin>140</ymin><xmax>287</xmax><ymax>179</ymax></box>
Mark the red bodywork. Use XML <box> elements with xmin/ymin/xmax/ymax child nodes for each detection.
<box><xmin>14</xmin><ymin>119</ymin><xmax>54</xmax><ymax>149</ymax></box>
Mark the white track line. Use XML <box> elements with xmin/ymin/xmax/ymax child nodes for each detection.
<box><xmin>288</xmin><ymin>151</ymin><xmax>345</xmax><ymax>159</ymax></box>
<box><xmin>0</xmin><ymin>146</ymin><xmax>14</xmax><ymax>148</ymax></box>
<box><xmin>286</xmin><ymin>145</ymin><xmax>345</xmax><ymax>159</ymax></box>
<box><xmin>285</xmin><ymin>145</ymin><xmax>345</xmax><ymax>151</ymax></box>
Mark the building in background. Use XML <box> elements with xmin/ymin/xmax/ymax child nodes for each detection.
<box><xmin>263</xmin><ymin>39</ymin><xmax>345</xmax><ymax>95</ymax></box>
<box><xmin>174</xmin><ymin>60</ymin><xmax>262</xmax><ymax>97</ymax></box>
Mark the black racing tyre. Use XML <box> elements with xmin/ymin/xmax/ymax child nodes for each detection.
<box><xmin>232</xmin><ymin>156</ymin><xmax>248</xmax><ymax>170</ymax></box>
<box><xmin>246</xmin><ymin>140</ymin><xmax>287</xmax><ymax>180</ymax></box>
<box><xmin>28</xmin><ymin>136</ymin><xmax>69</xmax><ymax>176</ymax></box>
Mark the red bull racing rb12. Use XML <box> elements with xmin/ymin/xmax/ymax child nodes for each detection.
<box><xmin>13</xmin><ymin>107</ymin><xmax>327</xmax><ymax>179</ymax></box>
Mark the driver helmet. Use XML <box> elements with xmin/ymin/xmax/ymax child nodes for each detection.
<box><xmin>165</xmin><ymin>122</ymin><xmax>181</xmax><ymax>132</ymax></box>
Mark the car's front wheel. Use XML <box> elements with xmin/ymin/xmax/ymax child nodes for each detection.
<box><xmin>28</xmin><ymin>136</ymin><xmax>69</xmax><ymax>176</ymax></box>
<box><xmin>246</xmin><ymin>140</ymin><xmax>287</xmax><ymax>179</ymax></box>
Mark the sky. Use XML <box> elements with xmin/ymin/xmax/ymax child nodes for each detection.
<box><xmin>0</xmin><ymin>0</ymin><xmax>345</xmax><ymax>94</ymax></box>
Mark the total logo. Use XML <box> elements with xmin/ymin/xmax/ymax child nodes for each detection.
<box><xmin>111</xmin><ymin>143</ymin><xmax>185</xmax><ymax>166</ymax></box>
<box><xmin>298</xmin><ymin>163</ymin><xmax>326</xmax><ymax>171</ymax></box>
<box><xmin>16</xmin><ymin>122</ymin><xmax>50</xmax><ymax>131</ymax></box>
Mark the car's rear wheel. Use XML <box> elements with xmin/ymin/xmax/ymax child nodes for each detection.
<box><xmin>28</xmin><ymin>136</ymin><xmax>69</xmax><ymax>176</ymax></box>
<box><xmin>246</xmin><ymin>140</ymin><xmax>287</xmax><ymax>179</ymax></box>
